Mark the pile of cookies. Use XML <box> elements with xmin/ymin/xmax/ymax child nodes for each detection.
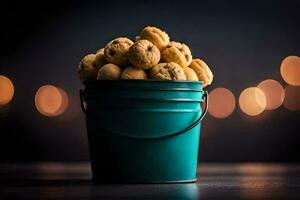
<box><xmin>78</xmin><ymin>26</ymin><xmax>213</xmax><ymax>87</ymax></box>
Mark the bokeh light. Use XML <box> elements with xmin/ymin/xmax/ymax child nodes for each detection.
<box><xmin>239</xmin><ymin>87</ymin><xmax>266</xmax><ymax>116</ymax></box>
<box><xmin>0</xmin><ymin>75</ymin><xmax>14</xmax><ymax>106</ymax></box>
<box><xmin>208</xmin><ymin>87</ymin><xmax>236</xmax><ymax>119</ymax></box>
<box><xmin>257</xmin><ymin>79</ymin><xmax>285</xmax><ymax>110</ymax></box>
<box><xmin>283</xmin><ymin>86</ymin><xmax>300</xmax><ymax>111</ymax></box>
<box><xmin>35</xmin><ymin>85</ymin><xmax>69</xmax><ymax>117</ymax></box>
<box><xmin>280</xmin><ymin>55</ymin><xmax>300</xmax><ymax>86</ymax></box>
<box><xmin>57</xmin><ymin>87</ymin><xmax>69</xmax><ymax>115</ymax></box>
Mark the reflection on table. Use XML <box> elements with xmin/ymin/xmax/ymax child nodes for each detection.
<box><xmin>0</xmin><ymin>163</ymin><xmax>299</xmax><ymax>199</ymax></box>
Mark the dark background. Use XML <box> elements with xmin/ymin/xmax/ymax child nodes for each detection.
<box><xmin>0</xmin><ymin>0</ymin><xmax>299</xmax><ymax>162</ymax></box>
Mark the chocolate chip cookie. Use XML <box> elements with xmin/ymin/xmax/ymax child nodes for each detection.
<box><xmin>150</xmin><ymin>62</ymin><xmax>186</xmax><ymax>80</ymax></box>
<box><xmin>94</xmin><ymin>48</ymin><xmax>107</xmax><ymax>69</ymax></box>
<box><xmin>104</xmin><ymin>37</ymin><xmax>133</xmax><ymax>66</ymax></box>
<box><xmin>78</xmin><ymin>54</ymin><xmax>98</xmax><ymax>81</ymax></box>
<box><xmin>161</xmin><ymin>41</ymin><xmax>192</xmax><ymax>68</ymax></box>
<box><xmin>189</xmin><ymin>59</ymin><xmax>213</xmax><ymax>87</ymax></box>
<box><xmin>183</xmin><ymin>67</ymin><xmax>199</xmax><ymax>81</ymax></box>
<box><xmin>137</xmin><ymin>26</ymin><xmax>170</xmax><ymax>51</ymax></box>
<box><xmin>97</xmin><ymin>63</ymin><xmax>122</xmax><ymax>80</ymax></box>
<box><xmin>128</xmin><ymin>40</ymin><xmax>160</xmax><ymax>70</ymax></box>
<box><xmin>121</xmin><ymin>66</ymin><xmax>148</xmax><ymax>80</ymax></box>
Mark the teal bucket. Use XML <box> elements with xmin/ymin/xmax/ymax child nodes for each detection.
<box><xmin>80</xmin><ymin>80</ymin><xmax>208</xmax><ymax>183</ymax></box>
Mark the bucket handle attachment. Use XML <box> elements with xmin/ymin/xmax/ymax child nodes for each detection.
<box><xmin>80</xmin><ymin>89</ymin><xmax>208</xmax><ymax>140</ymax></box>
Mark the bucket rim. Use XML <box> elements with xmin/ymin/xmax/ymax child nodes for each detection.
<box><xmin>84</xmin><ymin>87</ymin><xmax>204</xmax><ymax>92</ymax></box>
<box><xmin>85</xmin><ymin>97</ymin><xmax>204</xmax><ymax>102</ymax></box>
<box><xmin>82</xmin><ymin>79</ymin><xmax>203</xmax><ymax>84</ymax></box>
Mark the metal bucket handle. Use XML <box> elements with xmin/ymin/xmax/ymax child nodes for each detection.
<box><xmin>80</xmin><ymin>89</ymin><xmax>208</xmax><ymax>140</ymax></box>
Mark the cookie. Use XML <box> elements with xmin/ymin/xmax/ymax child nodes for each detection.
<box><xmin>104</xmin><ymin>37</ymin><xmax>133</xmax><ymax>66</ymax></box>
<box><xmin>94</xmin><ymin>48</ymin><xmax>107</xmax><ymax>69</ymax></box>
<box><xmin>121</xmin><ymin>66</ymin><xmax>148</xmax><ymax>80</ymax></box>
<box><xmin>97</xmin><ymin>63</ymin><xmax>121</xmax><ymax>80</ymax></box>
<box><xmin>188</xmin><ymin>59</ymin><xmax>213</xmax><ymax>87</ymax></box>
<box><xmin>78</xmin><ymin>54</ymin><xmax>98</xmax><ymax>81</ymax></box>
<box><xmin>128</xmin><ymin>40</ymin><xmax>160</xmax><ymax>70</ymax></box>
<box><xmin>96</xmin><ymin>48</ymin><xmax>104</xmax><ymax>54</ymax></box>
<box><xmin>150</xmin><ymin>62</ymin><xmax>186</xmax><ymax>80</ymax></box>
<box><xmin>137</xmin><ymin>26</ymin><xmax>170</xmax><ymax>51</ymax></box>
<box><xmin>161</xmin><ymin>41</ymin><xmax>192</xmax><ymax>68</ymax></box>
<box><xmin>183</xmin><ymin>67</ymin><xmax>199</xmax><ymax>81</ymax></box>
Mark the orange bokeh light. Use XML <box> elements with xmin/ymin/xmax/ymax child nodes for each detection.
<box><xmin>283</xmin><ymin>86</ymin><xmax>300</xmax><ymax>111</ymax></box>
<box><xmin>257</xmin><ymin>79</ymin><xmax>285</xmax><ymax>110</ymax></box>
<box><xmin>0</xmin><ymin>75</ymin><xmax>14</xmax><ymax>106</ymax></box>
<box><xmin>57</xmin><ymin>87</ymin><xmax>69</xmax><ymax>116</ymax></box>
<box><xmin>35</xmin><ymin>85</ymin><xmax>69</xmax><ymax>117</ymax></box>
<box><xmin>239</xmin><ymin>87</ymin><xmax>266</xmax><ymax>116</ymax></box>
<box><xmin>280</xmin><ymin>56</ymin><xmax>300</xmax><ymax>86</ymax></box>
<box><xmin>208</xmin><ymin>87</ymin><xmax>236</xmax><ymax>119</ymax></box>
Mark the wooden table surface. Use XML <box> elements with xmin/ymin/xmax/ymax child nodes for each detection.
<box><xmin>0</xmin><ymin>163</ymin><xmax>299</xmax><ymax>199</ymax></box>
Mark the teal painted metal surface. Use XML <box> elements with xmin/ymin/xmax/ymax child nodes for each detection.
<box><xmin>80</xmin><ymin>80</ymin><xmax>208</xmax><ymax>183</ymax></box>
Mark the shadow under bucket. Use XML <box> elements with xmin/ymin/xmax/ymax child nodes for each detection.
<box><xmin>80</xmin><ymin>80</ymin><xmax>208</xmax><ymax>183</ymax></box>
